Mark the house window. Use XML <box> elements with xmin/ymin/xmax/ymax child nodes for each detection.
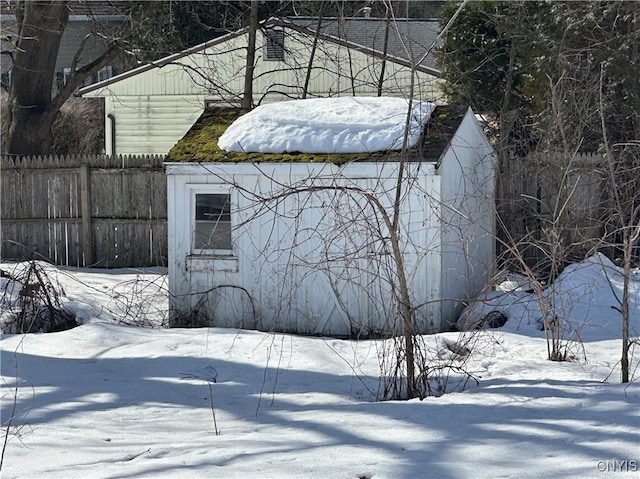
<box><xmin>0</xmin><ymin>71</ymin><xmax>9</xmax><ymax>88</ymax></box>
<box><xmin>264</xmin><ymin>29</ymin><xmax>285</xmax><ymax>61</ymax></box>
<box><xmin>193</xmin><ymin>192</ymin><xmax>232</xmax><ymax>253</ymax></box>
<box><xmin>55</xmin><ymin>68</ymin><xmax>71</xmax><ymax>91</ymax></box>
<box><xmin>92</xmin><ymin>65</ymin><xmax>113</xmax><ymax>83</ymax></box>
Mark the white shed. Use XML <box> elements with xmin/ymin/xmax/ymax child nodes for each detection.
<box><xmin>165</xmin><ymin>99</ymin><xmax>495</xmax><ymax>337</ymax></box>
<box><xmin>78</xmin><ymin>17</ymin><xmax>442</xmax><ymax>156</ymax></box>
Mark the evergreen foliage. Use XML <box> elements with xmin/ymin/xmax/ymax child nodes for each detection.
<box><xmin>436</xmin><ymin>1</ymin><xmax>640</xmax><ymax>151</ymax></box>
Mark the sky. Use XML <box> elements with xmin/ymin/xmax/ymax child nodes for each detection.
<box><xmin>217</xmin><ymin>97</ymin><xmax>436</xmax><ymax>154</ymax></box>
<box><xmin>0</xmin><ymin>254</ymin><xmax>638</xmax><ymax>478</ymax></box>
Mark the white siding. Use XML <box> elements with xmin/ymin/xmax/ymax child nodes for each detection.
<box><xmin>438</xmin><ymin>109</ymin><xmax>496</xmax><ymax>328</ymax></box>
<box><xmin>165</xmin><ymin>155</ymin><xmax>495</xmax><ymax>337</ymax></box>
<box><xmin>104</xmin><ymin>95</ymin><xmax>205</xmax><ymax>155</ymax></box>
<box><xmin>168</xmin><ymin>162</ymin><xmax>437</xmax><ymax>335</ymax></box>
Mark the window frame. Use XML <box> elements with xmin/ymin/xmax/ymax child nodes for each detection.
<box><xmin>93</xmin><ymin>65</ymin><xmax>113</xmax><ymax>83</ymax></box>
<box><xmin>189</xmin><ymin>184</ymin><xmax>234</xmax><ymax>256</ymax></box>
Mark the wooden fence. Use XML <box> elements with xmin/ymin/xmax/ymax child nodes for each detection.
<box><xmin>497</xmin><ymin>151</ymin><xmax>607</xmax><ymax>269</ymax></box>
<box><xmin>1</xmin><ymin>151</ymin><xmax>617</xmax><ymax>270</ymax></box>
<box><xmin>1</xmin><ymin>155</ymin><xmax>167</xmax><ymax>268</ymax></box>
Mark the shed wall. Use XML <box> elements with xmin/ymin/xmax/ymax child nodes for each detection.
<box><xmin>167</xmin><ymin>162</ymin><xmax>444</xmax><ymax>337</ymax></box>
<box><xmin>437</xmin><ymin>109</ymin><xmax>496</xmax><ymax>328</ymax></box>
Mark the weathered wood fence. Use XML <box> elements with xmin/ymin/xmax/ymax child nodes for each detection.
<box><xmin>1</xmin><ymin>155</ymin><xmax>167</xmax><ymax>268</ymax></box>
<box><xmin>1</xmin><ymin>151</ymin><xmax>618</xmax><ymax>270</ymax></box>
<box><xmin>497</xmin><ymin>151</ymin><xmax>607</xmax><ymax>268</ymax></box>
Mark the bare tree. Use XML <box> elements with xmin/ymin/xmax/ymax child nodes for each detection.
<box><xmin>444</xmin><ymin>2</ymin><xmax>640</xmax><ymax>373</ymax></box>
<box><xmin>189</xmin><ymin>142</ymin><xmax>489</xmax><ymax>400</ymax></box>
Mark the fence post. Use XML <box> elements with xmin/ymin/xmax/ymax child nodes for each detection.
<box><xmin>80</xmin><ymin>163</ymin><xmax>93</xmax><ymax>266</ymax></box>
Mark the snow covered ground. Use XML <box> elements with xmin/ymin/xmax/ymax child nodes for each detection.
<box><xmin>1</xmin><ymin>255</ymin><xmax>638</xmax><ymax>478</ymax></box>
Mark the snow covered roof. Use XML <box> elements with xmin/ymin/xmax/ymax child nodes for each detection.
<box><xmin>218</xmin><ymin>97</ymin><xmax>435</xmax><ymax>154</ymax></box>
<box><xmin>167</xmin><ymin>98</ymin><xmax>469</xmax><ymax>164</ymax></box>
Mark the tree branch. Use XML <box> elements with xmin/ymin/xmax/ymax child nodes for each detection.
<box><xmin>51</xmin><ymin>41</ymin><xmax>124</xmax><ymax>112</ymax></box>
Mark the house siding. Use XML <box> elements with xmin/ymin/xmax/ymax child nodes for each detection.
<box><xmin>104</xmin><ymin>95</ymin><xmax>206</xmax><ymax>155</ymax></box>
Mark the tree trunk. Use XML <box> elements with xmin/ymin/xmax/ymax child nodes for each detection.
<box><xmin>6</xmin><ymin>107</ymin><xmax>59</xmax><ymax>155</ymax></box>
<box><xmin>241</xmin><ymin>1</ymin><xmax>258</xmax><ymax>109</ymax></box>
<box><xmin>302</xmin><ymin>10</ymin><xmax>325</xmax><ymax>99</ymax></box>
<box><xmin>7</xmin><ymin>1</ymin><xmax>70</xmax><ymax>155</ymax></box>
<box><xmin>376</xmin><ymin>10</ymin><xmax>391</xmax><ymax>97</ymax></box>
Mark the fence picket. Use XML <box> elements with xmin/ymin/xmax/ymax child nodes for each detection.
<box><xmin>498</xmin><ymin>151</ymin><xmax>606</xmax><ymax>268</ymax></box>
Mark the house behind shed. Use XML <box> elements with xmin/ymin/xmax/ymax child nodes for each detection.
<box><xmin>1</xmin><ymin>2</ymin><xmax>128</xmax><ymax>91</ymax></box>
<box><xmin>165</xmin><ymin>99</ymin><xmax>495</xmax><ymax>337</ymax></box>
<box><xmin>78</xmin><ymin>17</ymin><xmax>443</xmax><ymax>156</ymax></box>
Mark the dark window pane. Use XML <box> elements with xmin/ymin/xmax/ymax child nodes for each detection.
<box><xmin>196</xmin><ymin>194</ymin><xmax>230</xmax><ymax>221</ymax></box>
<box><xmin>194</xmin><ymin>193</ymin><xmax>232</xmax><ymax>251</ymax></box>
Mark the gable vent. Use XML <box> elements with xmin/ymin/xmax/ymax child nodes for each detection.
<box><xmin>265</xmin><ymin>29</ymin><xmax>285</xmax><ymax>61</ymax></box>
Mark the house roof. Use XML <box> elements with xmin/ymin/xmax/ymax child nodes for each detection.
<box><xmin>286</xmin><ymin>17</ymin><xmax>441</xmax><ymax>71</ymax></box>
<box><xmin>166</xmin><ymin>104</ymin><xmax>467</xmax><ymax>164</ymax></box>
<box><xmin>78</xmin><ymin>16</ymin><xmax>441</xmax><ymax>96</ymax></box>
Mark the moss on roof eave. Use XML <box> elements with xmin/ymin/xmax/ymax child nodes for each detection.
<box><xmin>166</xmin><ymin>108</ymin><xmax>248</xmax><ymax>163</ymax></box>
<box><xmin>189</xmin><ymin>151</ymin><xmax>387</xmax><ymax>165</ymax></box>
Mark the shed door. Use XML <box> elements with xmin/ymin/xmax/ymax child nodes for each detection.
<box><xmin>308</xmin><ymin>186</ymin><xmax>393</xmax><ymax>337</ymax></box>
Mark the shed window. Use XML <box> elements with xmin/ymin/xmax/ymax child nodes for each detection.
<box><xmin>265</xmin><ymin>29</ymin><xmax>285</xmax><ymax>61</ymax></box>
<box><xmin>193</xmin><ymin>193</ymin><xmax>232</xmax><ymax>253</ymax></box>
